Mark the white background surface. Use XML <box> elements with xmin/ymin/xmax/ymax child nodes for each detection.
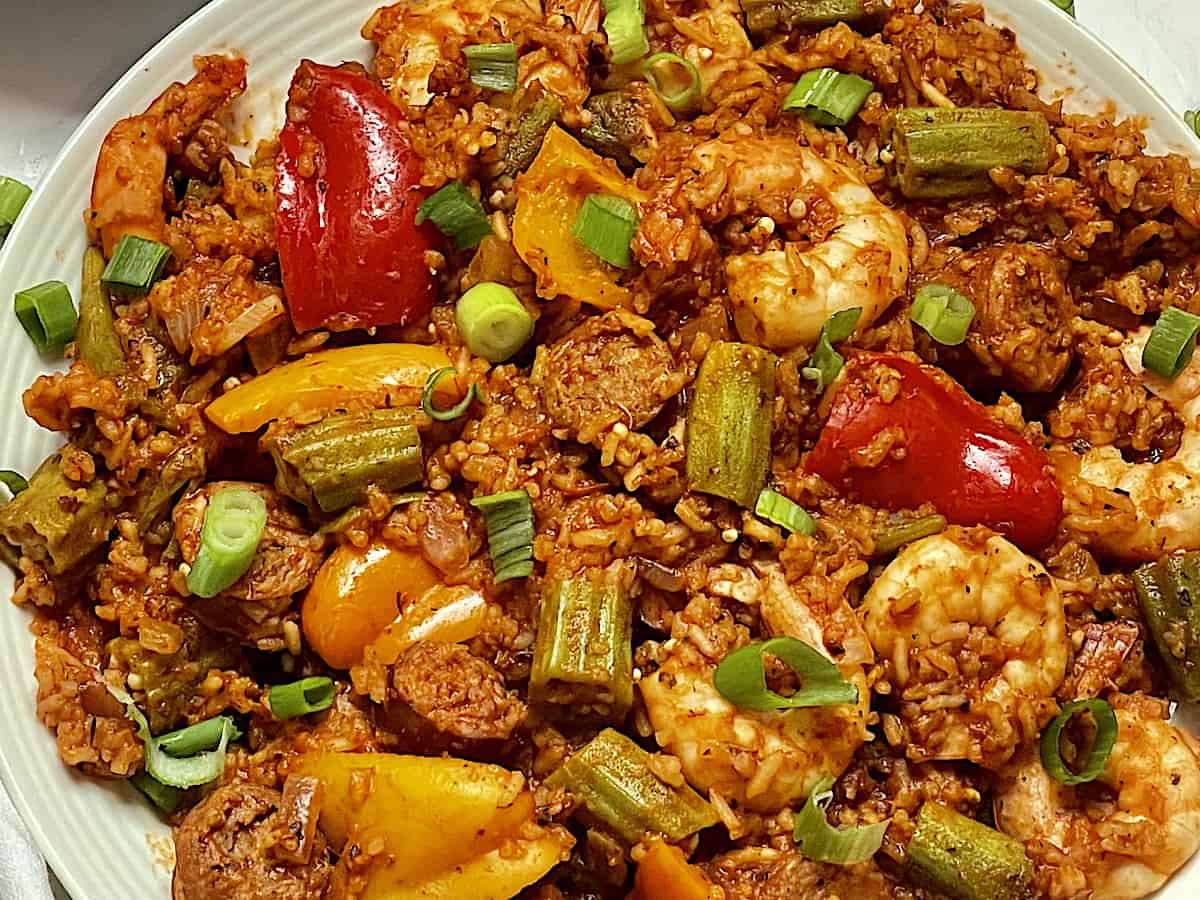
<box><xmin>0</xmin><ymin>1</ymin><xmax>1198</xmax><ymax>898</ymax></box>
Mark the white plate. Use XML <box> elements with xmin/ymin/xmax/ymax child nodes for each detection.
<box><xmin>0</xmin><ymin>1</ymin><xmax>1196</xmax><ymax>898</ymax></box>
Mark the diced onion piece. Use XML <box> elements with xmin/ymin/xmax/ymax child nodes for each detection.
<box><xmin>464</xmin><ymin>42</ymin><xmax>518</xmax><ymax>93</ymax></box>
<box><xmin>801</xmin><ymin>306</ymin><xmax>861</xmax><ymax>392</ymax></box>
<box><xmin>100</xmin><ymin>234</ymin><xmax>172</xmax><ymax>296</ymax></box>
<box><xmin>643</xmin><ymin>53</ymin><xmax>702</xmax><ymax>115</ymax></box>
<box><xmin>0</xmin><ymin>175</ymin><xmax>32</xmax><ymax>246</ymax></box>
<box><xmin>911</xmin><ymin>283</ymin><xmax>976</xmax><ymax>346</ymax></box>
<box><xmin>185</xmin><ymin>488</ymin><xmax>268</xmax><ymax>599</ymax></box>
<box><xmin>455</xmin><ymin>282</ymin><xmax>535</xmax><ymax>362</ymax></box>
<box><xmin>603</xmin><ymin>0</ymin><xmax>649</xmax><ymax>65</ymax></box>
<box><xmin>794</xmin><ymin>777</ymin><xmax>889</xmax><ymax>864</ymax></box>
<box><xmin>572</xmin><ymin>194</ymin><xmax>638</xmax><ymax>269</ymax></box>
<box><xmin>0</xmin><ymin>470</ymin><xmax>28</xmax><ymax>497</ymax></box>
<box><xmin>755</xmin><ymin>489</ymin><xmax>816</xmax><ymax>536</ymax></box>
<box><xmin>1039</xmin><ymin>698</ymin><xmax>1118</xmax><ymax>786</ymax></box>
<box><xmin>1142</xmin><ymin>305</ymin><xmax>1200</xmax><ymax>380</ymax></box>
<box><xmin>14</xmin><ymin>280</ymin><xmax>77</xmax><ymax>354</ymax></box>
<box><xmin>712</xmin><ymin>635</ymin><xmax>858</xmax><ymax>712</ymax></box>
<box><xmin>471</xmin><ymin>489</ymin><xmax>535</xmax><ymax>583</ymax></box>
<box><xmin>422</xmin><ymin>366</ymin><xmax>480</xmax><ymax>421</ymax></box>
<box><xmin>129</xmin><ymin>772</ymin><xmax>181</xmax><ymax>815</ymax></box>
<box><xmin>783</xmin><ymin>68</ymin><xmax>874</xmax><ymax>128</ymax></box>
<box><xmin>416</xmin><ymin>181</ymin><xmax>493</xmax><ymax>250</ymax></box>
<box><xmin>268</xmin><ymin>676</ymin><xmax>336</xmax><ymax>719</ymax></box>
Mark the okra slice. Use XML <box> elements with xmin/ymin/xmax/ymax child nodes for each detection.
<box><xmin>905</xmin><ymin>802</ymin><xmax>1034</xmax><ymax>900</ymax></box>
<box><xmin>1133</xmin><ymin>552</ymin><xmax>1200</xmax><ymax>700</ymax></box>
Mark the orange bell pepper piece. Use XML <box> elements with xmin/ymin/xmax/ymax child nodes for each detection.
<box><xmin>630</xmin><ymin>840</ymin><xmax>722</xmax><ymax>900</ymax></box>
<box><xmin>362</xmin><ymin>583</ymin><xmax>489</xmax><ymax>669</ymax></box>
<box><xmin>512</xmin><ymin>126</ymin><xmax>650</xmax><ymax>311</ymax></box>
<box><xmin>205</xmin><ymin>343</ymin><xmax>457</xmax><ymax>433</ymax></box>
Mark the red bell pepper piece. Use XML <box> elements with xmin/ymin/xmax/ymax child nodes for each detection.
<box><xmin>806</xmin><ymin>354</ymin><xmax>1062</xmax><ymax>551</ymax></box>
<box><xmin>276</xmin><ymin>61</ymin><xmax>439</xmax><ymax>333</ymax></box>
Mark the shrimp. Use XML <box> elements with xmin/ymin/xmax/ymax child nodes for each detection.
<box><xmin>89</xmin><ymin>54</ymin><xmax>247</xmax><ymax>257</ymax></box>
<box><xmin>860</xmin><ymin>526</ymin><xmax>1067</xmax><ymax>769</ymax></box>
<box><xmin>1056</xmin><ymin>325</ymin><xmax>1200</xmax><ymax>561</ymax></box>
<box><xmin>994</xmin><ymin>696</ymin><xmax>1200</xmax><ymax>900</ymax></box>
<box><xmin>642</xmin><ymin>134</ymin><xmax>908</xmax><ymax>351</ymax></box>
<box><xmin>638</xmin><ymin>562</ymin><xmax>873</xmax><ymax>813</ymax></box>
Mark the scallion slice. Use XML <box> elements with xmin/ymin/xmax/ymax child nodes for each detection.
<box><xmin>1039</xmin><ymin>698</ymin><xmax>1118</xmax><ymax>786</ymax></box>
<box><xmin>421</xmin><ymin>366</ymin><xmax>480</xmax><ymax>421</ymax></box>
<box><xmin>755</xmin><ymin>489</ymin><xmax>816</xmax><ymax>536</ymax></box>
<box><xmin>1186</xmin><ymin>110</ymin><xmax>1200</xmax><ymax>139</ymax></box>
<box><xmin>14</xmin><ymin>281</ymin><xmax>77</xmax><ymax>354</ymax></box>
<box><xmin>911</xmin><ymin>283</ymin><xmax>975</xmax><ymax>346</ymax></box>
<box><xmin>1048</xmin><ymin>0</ymin><xmax>1075</xmax><ymax>16</ymax></box>
<box><xmin>0</xmin><ymin>471</ymin><xmax>28</xmax><ymax>497</ymax></box>
<box><xmin>267</xmin><ymin>676</ymin><xmax>336</xmax><ymax>719</ymax></box>
<box><xmin>100</xmin><ymin>234</ymin><xmax>172</xmax><ymax>296</ymax></box>
<box><xmin>643</xmin><ymin>53</ymin><xmax>702</xmax><ymax>115</ymax></box>
<box><xmin>120</xmin><ymin>694</ymin><xmax>240</xmax><ymax>790</ymax></box>
<box><xmin>185</xmin><ymin>487</ymin><xmax>268</xmax><ymax>599</ymax></box>
<box><xmin>1142</xmin><ymin>305</ymin><xmax>1200</xmax><ymax>380</ymax></box>
<box><xmin>155</xmin><ymin>716</ymin><xmax>238</xmax><ymax>758</ymax></box>
<box><xmin>464</xmin><ymin>42</ymin><xmax>518</xmax><ymax>93</ymax></box>
<box><xmin>801</xmin><ymin>306</ymin><xmax>861</xmax><ymax>392</ymax></box>
<box><xmin>416</xmin><ymin>181</ymin><xmax>493</xmax><ymax>250</ymax></box>
<box><xmin>573</xmin><ymin>194</ymin><xmax>638</xmax><ymax>269</ymax></box>
<box><xmin>783</xmin><ymin>68</ymin><xmax>874</xmax><ymax>128</ymax></box>
<box><xmin>455</xmin><ymin>282</ymin><xmax>535</xmax><ymax>362</ymax></box>
<box><xmin>129</xmin><ymin>772</ymin><xmax>182</xmax><ymax>815</ymax></box>
<box><xmin>794</xmin><ymin>777</ymin><xmax>889</xmax><ymax>864</ymax></box>
<box><xmin>0</xmin><ymin>176</ymin><xmax>32</xmax><ymax>245</ymax></box>
<box><xmin>713</xmin><ymin>636</ymin><xmax>858</xmax><ymax>712</ymax></box>
<box><xmin>471</xmin><ymin>489</ymin><xmax>535</xmax><ymax>583</ymax></box>
<box><xmin>603</xmin><ymin>0</ymin><xmax>649</xmax><ymax>65</ymax></box>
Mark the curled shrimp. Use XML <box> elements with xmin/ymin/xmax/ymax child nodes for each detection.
<box><xmin>641</xmin><ymin>134</ymin><xmax>908</xmax><ymax>351</ymax></box>
<box><xmin>1055</xmin><ymin>325</ymin><xmax>1200</xmax><ymax>562</ymax></box>
<box><xmin>861</xmin><ymin>526</ymin><xmax>1067</xmax><ymax>769</ymax></box>
<box><xmin>638</xmin><ymin>562</ymin><xmax>873</xmax><ymax>813</ymax></box>
<box><xmin>994</xmin><ymin>696</ymin><xmax>1200</xmax><ymax>900</ymax></box>
<box><xmin>89</xmin><ymin>54</ymin><xmax>247</xmax><ymax>257</ymax></box>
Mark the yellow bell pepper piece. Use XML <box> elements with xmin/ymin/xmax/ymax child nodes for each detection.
<box><xmin>295</xmin><ymin>753</ymin><xmax>534</xmax><ymax>885</ymax></box>
<box><xmin>371</xmin><ymin>828</ymin><xmax>574</xmax><ymax>900</ymax></box>
<box><xmin>363</xmin><ymin>583</ymin><xmax>489</xmax><ymax>668</ymax></box>
<box><xmin>205</xmin><ymin>343</ymin><xmax>457</xmax><ymax>433</ymax></box>
<box><xmin>512</xmin><ymin>126</ymin><xmax>650</xmax><ymax>311</ymax></box>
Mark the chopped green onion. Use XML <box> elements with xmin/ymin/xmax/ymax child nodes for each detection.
<box><xmin>545</xmin><ymin>728</ymin><xmax>717</xmax><ymax>843</ymax></box>
<box><xmin>1039</xmin><ymin>698</ymin><xmax>1118</xmax><ymax>786</ymax></box>
<box><xmin>100</xmin><ymin>234</ymin><xmax>172</xmax><ymax>296</ymax></box>
<box><xmin>421</xmin><ymin>367</ymin><xmax>480</xmax><ymax>421</ymax></box>
<box><xmin>801</xmin><ymin>306</ymin><xmax>861</xmax><ymax>392</ymax></box>
<box><xmin>267</xmin><ymin>676</ymin><xmax>336</xmax><ymax>719</ymax></box>
<box><xmin>713</xmin><ymin>635</ymin><xmax>858</xmax><ymax>712</ymax></box>
<box><xmin>0</xmin><ymin>176</ymin><xmax>32</xmax><ymax>246</ymax></box>
<box><xmin>471</xmin><ymin>489</ymin><xmax>535</xmax><ymax>582</ymax></box>
<box><xmin>185</xmin><ymin>488</ymin><xmax>268</xmax><ymax>599</ymax></box>
<box><xmin>1142</xmin><ymin>306</ymin><xmax>1200</xmax><ymax>380</ymax></box>
<box><xmin>794</xmin><ymin>777</ymin><xmax>889</xmax><ymax>863</ymax></box>
<box><xmin>119</xmin><ymin>693</ymin><xmax>240</xmax><ymax>790</ymax></box>
<box><xmin>905</xmin><ymin>802</ymin><xmax>1034</xmax><ymax>900</ymax></box>
<box><xmin>573</xmin><ymin>194</ymin><xmax>639</xmax><ymax>269</ymax></box>
<box><xmin>455</xmin><ymin>281</ymin><xmax>535</xmax><ymax>362</ymax></box>
<box><xmin>783</xmin><ymin>68</ymin><xmax>874</xmax><ymax>128</ymax></box>
<box><xmin>1048</xmin><ymin>0</ymin><xmax>1075</xmax><ymax>16</ymax></box>
<box><xmin>911</xmin><ymin>283</ymin><xmax>976</xmax><ymax>346</ymax></box>
<box><xmin>755</xmin><ymin>489</ymin><xmax>816</xmax><ymax>536</ymax></box>
<box><xmin>129</xmin><ymin>772</ymin><xmax>181</xmax><ymax>815</ymax></box>
<box><xmin>14</xmin><ymin>281</ymin><xmax>77</xmax><ymax>354</ymax></box>
<box><xmin>643</xmin><ymin>53</ymin><xmax>702</xmax><ymax>115</ymax></box>
<box><xmin>603</xmin><ymin>0</ymin><xmax>649</xmax><ymax>65</ymax></box>
<box><xmin>1186</xmin><ymin>110</ymin><xmax>1200</xmax><ymax>139</ymax></box>
<box><xmin>464</xmin><ymin>43</ymin><xmax>518</xmax><ymax>93</ymax></box>
<box><xmin>0</xmin><ymin>471</ymin><xmax>28</xmax><ymax>497</ymax></box>
<box><xmin>416</xmin><ymin>181</ymin><xmax>493</xmax><ymax>250</ymax></box>
<box><xmin>872</xmin><ymin>514</ymin><xmax>947</xmax><ymax>555</ymax></box>
<box><xmin>155</xmin><ymin>716</ymin><xmax>239</xmax><ymax>758</ymax></box>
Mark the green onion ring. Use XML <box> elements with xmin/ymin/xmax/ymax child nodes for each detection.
<box><xmin>421</xmin><ymin>366</ymin><xmax>480</xmax><ymax>421</ymax></box>
<box><xmin>1142</xmin><ymin>305</ymin><xmax>1200</xmax><ymax>380</ymax></box>
<box><xmin>267</xmin><ymin>676</ymin><xmax>336</xmax><ymax>719</ymax></box>
<box><xmin>713</xmin><ymin>636</ymin><xmax>858</xmax><ymax>712</ymax></box>
<box><xmin>116</xmin><ymin>689</ymin><xmax>241</xmax><ymax>790</ymax></box>
<box><xmin>0</xmin><ymin>471</ymin><xmax>28</xmax><ymax>497</ymax></box>
<box><xmin>911</xmin><ymin>283</ymin><xmax>976</xmax><ymax>346</ymax></box>
<box><xmin>801</xmin><ymin>306</ymin><xmax>861</xmax><ymax>392</ymax></box>
<box><xmin>14</xmin><ymin>281</ymin><xmax>78</xmax><ymax>354</ymax></box>
<box><xmin>755</xmin><ymin>489</ymin><xmax>816</xmax><ymax>536</ymax></box>
<box><xmin>794</xmin><ymin>777</ymin><xmax>889</xmax><ymax>864</ymax></box>
<box><xmin>1039</xmin><ymin>698</ymin><xmax>1118</xmax><ymax>786</ymax></box>
<box><xmin>185</xmin><ymin>487</ymin><xmax>268</xmax><ymax>599</ymax></box>
<box><xmin>643</xmin><ymin>52</ymin><xmax>702</xmax><ymax>114</ymax></box>
<box><xmin>129</xmin><ymin>772</ymin><xmax>181</xmax><ymax>815</ymax></box>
